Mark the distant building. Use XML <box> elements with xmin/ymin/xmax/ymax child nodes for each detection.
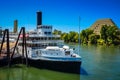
<box><xmin>90</xmin><ymin>18</ymin><xmax>116</xmax><ymax>35</ymax></box>
<box><xmin>13</xmin><ymin>20</ymin><xmax>18</xmax><ymax>33</ymax></box>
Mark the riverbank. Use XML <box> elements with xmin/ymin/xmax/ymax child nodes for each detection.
<box><xmin>65</xmin><ymin>42</ymin><xmax>120</xmax><ymax>48</ymax></box>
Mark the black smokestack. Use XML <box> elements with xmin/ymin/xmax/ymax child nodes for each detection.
<box><xmin>37</xmin><ymin>11</ymin><xmax>42</xmax><ymax>25</ymax></box>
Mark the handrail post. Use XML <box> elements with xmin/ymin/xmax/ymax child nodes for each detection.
<box><xmin>0</xmin><ymin>30</ymin><xmax>6</xmax><ymax>56</ymax></box>
<box><xmin>22</xmin><ymin>27</ymin><xmax>24</xmax><ymax>64</ymax></box>
<box><xmin>10</xmin><ymin>27</ymin><xmax>28</xmax><ymax>67</ymax></box>
<box><xmin>10</xmin><ymin>27</ymin><xmax>23</xmax><ymax>67</ymax></box>
<box><xmin>0</xmin><ymin>29</ymin><xmax>10</xmax><ymax>67</ymax></box>
<box><xmin>6</xmin><ymin>29</ymin><xmax>10</xmax><ymax>67</ymax></box>
<box><xmin>23</xmin><ymin>27</ymin><xmax>28</xmax><ymax>67</ymax></box>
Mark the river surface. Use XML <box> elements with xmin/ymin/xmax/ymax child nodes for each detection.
<box><xmin>0</xmin><ymin>45</ymin><xmax>120</xmax><ymax>80</ymax></box>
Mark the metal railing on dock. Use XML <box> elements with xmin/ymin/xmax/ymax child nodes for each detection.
<box><xmin>0</xmin><ymin>27</ymin><xmax>28</xmax><ymax>67</ymax></box>
<box><xmin>0</xmin><ymin>29</ymin><xmax>10</xmax><ymax>67</ymax></box>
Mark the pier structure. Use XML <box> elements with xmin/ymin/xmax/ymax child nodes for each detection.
<box><xmin>0</xmin><ymin>29</ymin><xmax>10</xmax><ymax>67</ymax></box>
<box><xmin>0</xmin><ymin>27</ymin><xmax>28</xmax><ymax>67</ymax></box>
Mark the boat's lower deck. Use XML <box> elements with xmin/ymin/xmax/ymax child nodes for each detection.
<box><xmin>28</xmin><ymin>58</ymin><xmax>81</xmax><ymax>74</ymax></box>
<box><xmin>0</xmin><ymin>57</ymin><xmax>81</xmax><ymax>74</ymax></box>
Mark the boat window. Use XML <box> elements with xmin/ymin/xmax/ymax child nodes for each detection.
<box><xmin>36</xmin><ymin>51</ymin><xmax>38</xmax><ymax>55</ymax></box>
<box><xmin>41</xmin><ymin>37</ymin><xmax>43</xmax><ymax>40</ymax></box>
<box><xmin>54</xmin><ymin>43</ymin><xmax>57</xmax><ymax>46</ymax></box>
<box><xmin>44</xmin><ymin>32</ymin><xmax>47</xmax><ymax>35</ymax></box>
<box><xmin>48</xmin><ymin>37</ymin><xmax>51</xmax><ymax>40</ymax></box>
<box><xmin>65</xmin><ymin>51</ymin><xmax>70</xmax><ymax>55</ymax></box>
<box><xmin>38</xmin><ymin>51</ymin><xmax>41</xmax><ymax>56</ymax></box>
<box><xmin>48</xmin><ymin>32</ymin><xmax>51</xmax><ymax>35</ymax></box>
<box><xmin>44</xmin><ymin>37</ymin><xmax>47</xmax><ymax>40</ymax></box>
<box><xmin>28</xmin><ymin>51</ymin><xmax>29</xmax><ymax>54</ymax></box>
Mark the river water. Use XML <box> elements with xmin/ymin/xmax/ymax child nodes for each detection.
<box><xmin>0</xmin><ymin>45</ymin><xmax>120</xmax><ymax>80</ymax></box>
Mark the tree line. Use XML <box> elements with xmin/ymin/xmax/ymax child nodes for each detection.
<box><xmin>53</xmin><ymin>29</ymin><xmax>79</xmax><ymax>43</ymax></box>
<box><xmin>53</xmin><ymin>25</ymin><xmax>120</xmax><ymax>45</ymax></box>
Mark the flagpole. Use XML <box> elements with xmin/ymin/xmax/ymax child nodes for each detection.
<box><xmin>78</xmin><ymin>16</ymin><xmax>80</xmax><ymax>55</ymax></box>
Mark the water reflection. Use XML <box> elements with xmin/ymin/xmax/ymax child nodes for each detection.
<box><xmin>0</xmin><ymin>65</ymin><xmax>80</xmax><ymax>80</ymax></box>
<box><xmin>80</xmin><ymin>67</ymin><xmax>88</xmax><ymax>75</ymax></box>
<box><xmin>78</xmin><ymin>45</ymin><xmax>120</xmax><ymax>80</ymax></box>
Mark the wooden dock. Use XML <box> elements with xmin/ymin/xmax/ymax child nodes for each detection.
<box><xmin>0</xmin><ymin>53</ymin><xmax>21</xmax><ymax>67</ymax></box>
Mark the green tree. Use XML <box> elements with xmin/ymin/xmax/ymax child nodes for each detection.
<box><xmin>80</xmin><ymin>30</ymin><xmax>86</xmax><ymax>43</ymax></box>
<box><xmin>74</xmin><ymin>33</ymin><xmax>79</xmax><ymax>43</ymax></box>
<box><xmin>100</xmin><ymin>25</ymin><xmax>108</xmax><ymax>43</ymax></box>
<box><xmin>61</xmin><ymin>31</ymin><xmax>79</xmax><ymax>43</ymax></box>
<box><xmin>85</xmin><ymin>29</ymin><xmax>93</xmax><ymax>41</ymax></box>
<box><xmin>106</xmin><ymin>26</ymin><xmax>118</xmax><ymax>44</ymax></box>
<box><xmin>61</xmin><ymin>33</ymin><xmax>69</xmax><ymax>43</ymax></box>
<box><xmin>100</xmin><ymin>25</ymin><xmax>120</xmax><ymax>45</ymax></box>
<box><xmin>80</xmin><ymin>29</ymin><xmax>93</xmax><ymax>44</ymax></box>
<box><xmin>53</xmin><ymin>29</ymin><xmax>62</xmax><ymax>35</ymax></box>
<box><xmin>89</xmin><ymin>34</ymin><xmax>100</xmax><ymax>44</ymax></box>
<box><xmin>68</xmin><ymin>31</ymin><xmax>77</xmax><ymax>42</ymax></box>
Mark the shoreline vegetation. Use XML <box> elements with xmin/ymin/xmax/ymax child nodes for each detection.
<box><xmin>53</xmin><ymin>25</ymin><xmax>120</xmax><ymax>46</ymax></box>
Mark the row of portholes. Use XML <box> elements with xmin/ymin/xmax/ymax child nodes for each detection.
<box><xmin>36</xmin><ymin>51</ymin><xmax>41</xmax><ymax>56</ymax></box>
<box><xmin>39</xmin><ymin>51</ymin><xmax>59</xmax><ymax>56</ymax></box>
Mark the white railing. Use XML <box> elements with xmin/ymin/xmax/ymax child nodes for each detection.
<box><xmin>19</xmin><ymin>40</ymin><xmax>64</xmax><ymax>44</ymax></box>
<box><xmin>28</xmin><ymin>34</ymin><xmax>60</xmax><ymax>37</ymax></box>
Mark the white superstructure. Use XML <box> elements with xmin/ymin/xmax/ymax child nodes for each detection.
<box><xmin>27</xmin><ymin>46</ymin><xmax>81</xmax><ymax>61</ymax></box>
<box><xmin>18</xmin><ymin>25</ymin><xmax>64</xmax><ymax>55</ymax></box>
<box><xmin>17</xmin><ymin>25</ymin><xmax>81</xmax><ymax>62</ymax></box>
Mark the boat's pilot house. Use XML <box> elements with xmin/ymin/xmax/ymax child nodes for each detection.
<box><xmin>63</xmin><ymin>46</ymin><xmax>70</xmax><ymax>55</ymax></box>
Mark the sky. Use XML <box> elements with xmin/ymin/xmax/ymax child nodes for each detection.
<box><xmin>0</xmin><ymin>0</ymin><xmax>120</xmax><ymax>32</ymax></box>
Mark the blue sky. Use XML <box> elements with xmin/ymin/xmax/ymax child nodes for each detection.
<box><xmin>0</xmin><ymin>0</ymin><xmax>120</xmax><ymax>32</ymax></box>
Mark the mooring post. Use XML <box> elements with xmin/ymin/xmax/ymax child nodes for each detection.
<box><xmin>0</xmin><ymin>29</ymin><xmax>10</xmax><ymax>67</ymax></box>
<box><xmin>23</xmin><ymin>27</ymin><xmax>28</xmax><ymax>67</ymax></box>
<box><xmin>10</xmin><ymin>27</ymin><xmax>23</xmax><ymax>67</ymax></box>
<box><xmin>0</xmin><ymin>29</ymin><xmax>6</xmax><ymax>56</ymax></box>
<box><xmin>22</xmin><ymin>27</ymin><xmax>25</xmax><ymax>64</ymax></box>
<box><xmin>6</xmin><ymin>29</ymin><xmax>10</xmax><ymax>67</ymax></box>
<box><xmin>10</xmin><ymin>27</ymin><xmax>28</xmax><ymax>67</ymax></box>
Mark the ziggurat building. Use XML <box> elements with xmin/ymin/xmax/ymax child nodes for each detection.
<box><xmin>90</xmin><ymin>18</ymin><xmax>116</xmax><ymax>35</ymax></box>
